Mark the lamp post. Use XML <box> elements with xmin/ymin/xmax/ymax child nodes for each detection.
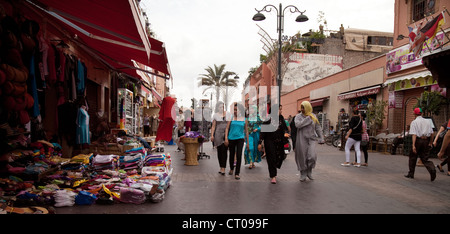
<box><xmin>253</xmin><ymin>3</ymin><xmax>308</xmax><ymax>107</ymax></box>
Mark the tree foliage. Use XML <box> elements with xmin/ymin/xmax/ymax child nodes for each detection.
<box><xmin>367</xmin><ymin>100</ymin><xmax>388</xmax><ymax>135</ymax></box>
<box><xmin>197</xmin><ymin>64</ymin><xmax>237</xmax><ymax>105</ymax></box>
<box><xmin>414</xmin><ymin>91</ymin><xmax>448</xmax><ymax>116</ymax></box>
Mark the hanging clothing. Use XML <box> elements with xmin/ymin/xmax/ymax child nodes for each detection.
<box><xmin>76</xmin><ymin>59</ymin><xmax>85</xmax><ymax>96</ymax></box>
<box><xmin>64</xmin><ymin>54</ymin><xmax>77</xmax><ymax>101</ymax></box>
<box><xmin>76</xmin><ymin>107</ymin><xmax>90</xmax><ymax>145</ymax></box>
<box><xmin>47</xmin><ymin>44</ymin><xmax>57</xmax><ymax>84</ymax></box>
<box><xmin>28</xmin><ymin>55</ymin><xmax>40</xmax><ymax>118</ymax></box>
<box><xmin>155</xmin><ymin>96</ymin><xmax>176</xmax><ymax>142</ymax></box>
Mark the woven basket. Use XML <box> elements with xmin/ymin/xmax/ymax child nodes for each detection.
<box><xmin>180</xmin><ymin>137</ymin><xmax>198</xmax><ymax>144</ymax></box>
<box><xmin>181</xmin><ymin>137</ymin><xmax>199</xmax><ymax>166</ymax></box>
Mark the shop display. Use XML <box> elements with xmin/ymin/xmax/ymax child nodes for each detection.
<box><xmin>117</xmin><ymin>88</ymin><xmax>134</xmax><ymax>134</ymax></box>
<box><xmin>0</xmin><ymin>0</ymin><xmax>174</xmax><ymax>215</ymax></box>
<box><xmin>0</xmin><ymin>136</ymin><xmax>173</xmax><ymax>213</ymax></box>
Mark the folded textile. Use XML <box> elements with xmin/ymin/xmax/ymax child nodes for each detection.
<box><xmin>54</xmin><ymin>189</ymin><xmax>77</xmax><ymax>207</ymax></box>
<box><xmin>120</xmin><ymin>187</ymin><xmax>146</xmax><ymax>204</ymax></box>
<box><xmin>75</xmin><ymin>191</ymin><xmax>97</xmax><ymax>205</ymax></box>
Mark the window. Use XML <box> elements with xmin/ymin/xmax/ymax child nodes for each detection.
<box><xmin>412</xmin><ymin>0</ymin><xmax>435</xmax><ymax>22</ymax></box>
<box><xmin>413</xmin><ymin>0</ymin><xmax>426</xmax><ymax>21</ymax></box>
<box><xmin>367</xmin><ymin>36</ymin><xmax>394</xmax><ymax>46</ymax></box>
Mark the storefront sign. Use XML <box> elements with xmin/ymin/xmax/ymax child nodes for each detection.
<box><xmin>386</xmin><ymin>32</ymin><xmax>444</xmax><ymax>74</ymax></box>
<box><xmin>337</xmin><ymin>86</ymin><xmax>380</xmax><ymax>100</ymax></box>
<box><xmin>392</xmin><ymin>76</ymin><xmax>436</xmax><ymax>91</ymax></box>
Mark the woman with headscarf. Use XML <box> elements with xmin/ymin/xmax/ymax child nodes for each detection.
<box><xmin>244</xmin><ymin>105</ymin><xmax>262</xmax><ymax>169</ymax></box>
<box><xmin>294</xmin><ymin>101</ymin><xmax>324</xmax><ymax>182</ymax></box>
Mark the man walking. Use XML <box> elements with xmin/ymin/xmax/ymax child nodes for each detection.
<box><xmin>405</xmin><ymin>108</ymin><xmax>436</xmax><ymax>181</ymax></box>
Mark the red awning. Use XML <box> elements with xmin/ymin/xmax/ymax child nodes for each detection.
<box><xmin>310</xmin><ymin>96</ymin><xmax>329</xmax><ymax>107</ymax></box>
<box><xmin>151</xmin><ymin>87</ymin><xmax>163</xmax><ymax>103</ymax></box>
<box><xmin>26</xmin><ymin>0</ymin><xmax>170</xmax><ymax>78</ymax></box>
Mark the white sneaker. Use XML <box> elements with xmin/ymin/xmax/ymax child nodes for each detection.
<box><xmin>353</xmin><ymin>163</ymin><xmax>361</xmax><ymax>168</ymax></box>
<box><xmin>341</xmin><ymin>162</ymin><xmax>351</xmax><ymax>167</ymax></box>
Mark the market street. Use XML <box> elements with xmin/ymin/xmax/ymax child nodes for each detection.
<box><xmin>56</xmin><ymin>143</ymin><xmax>450</xmax><ymax>214</ymax></box>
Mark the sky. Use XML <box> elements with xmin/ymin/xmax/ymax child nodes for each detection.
<box><xmin>142</xmin><ymin>0</ymin><xmax>395</xmax><ymax>108</ymax></box>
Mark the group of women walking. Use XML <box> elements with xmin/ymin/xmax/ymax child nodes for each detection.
<box><xmin>211</xmin><ymin>101</ymin><xmax>324</xmax><ymax>184</ymax></box>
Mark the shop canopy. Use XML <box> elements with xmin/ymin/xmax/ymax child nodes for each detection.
<box><xmin>25</xmin><ymin>0</ymin><xmax>171</xmax><ymax>79</ymax></box>
<box><xmin>310</xmin><ymin>96</ymin><xmax>329</xmax><ymax>107</ymax></box>
<box><xmin>337</xmin><ymin>85</ymin><xmax>381</xmax><ymax>100</ymax></box>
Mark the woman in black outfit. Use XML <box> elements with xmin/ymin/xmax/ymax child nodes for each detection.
<box><xmin>257</xmin><ymin>104</ymin><xmax>289</xmax><ymax>184</ymax></box>
<box><xmin>342</xmin><ymin>109</ymin><xmax>362</xmax><ymax>167</ymax></box>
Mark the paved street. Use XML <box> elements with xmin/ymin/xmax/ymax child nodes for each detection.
<box><xmin>56</xmin><ymin>142</ymin><xmax>450</xmax><ymax>214</ymax></box>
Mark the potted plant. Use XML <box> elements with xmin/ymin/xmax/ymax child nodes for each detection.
<box><xmin>367</xmin><ymin>100</ymin><xmax>388</xmax><ymax>136</ymax></box>
<box><xmin>414</xmin><ymin>90</ymin><xmax>448</xmax><ymax>116</ymax></box>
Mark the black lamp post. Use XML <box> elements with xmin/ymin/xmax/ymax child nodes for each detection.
<box><xmin>253</xmin><ymin>3</ymin><xmax>308</xmax><ymax>107</ymax></box>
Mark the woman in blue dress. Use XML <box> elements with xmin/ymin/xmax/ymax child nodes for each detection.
<box><xmin>244</xmin><ymin>105</ymin><xmax>262</xmax><ymax>169</ymax></box>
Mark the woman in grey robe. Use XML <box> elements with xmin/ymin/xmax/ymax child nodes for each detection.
<box><xmin>294</xmin><ymin>101</ymin><xmax>324</xmax><ymax>182</ymax></box>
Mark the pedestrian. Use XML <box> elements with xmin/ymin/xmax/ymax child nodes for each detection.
<box><xmin>210</xmin><ymin>102</ymin><xmax>230</xmax><ymax>175</ymax></box>
<box><xmin>143</xmin><ymin>113</ymin><xmax>150</xmax><ymax>137</ymax></box>
<box><xmin>341</xmin><ymin>108</ymin><xmax>363</xmax><ymax>167</ymax></box>
<box><xmin>244</xmin><ymin>105</ymin><xmax>262</xmax><ymax>169</ymax></box>
<box><xmin>391</xmin><ymin>125</ymin><xmax>410</xmax><ymax>155</ymax></box>
<box><xmin>360</xmin><ymin>112</ymin><xmax>369</xmax><ymax>166</ymax></box>
<box><xmin>225</xmin><ymin>102</ymin><xmax>249</xmax><ymax>180</ymax></box>
<box><xmin>437</xmin><ymin>119</ymin><xmax>450</xmax><ymax>176</ymax></box>
<box><xmin>405</xmin><ymin>107</ymin><xmax>436</xmax><ymax>181</ymax></box>
<box><xmin>258</xmin><ymin>104</ymin><xmax>290</xmax><ymax>184</ymax></box>
<box><xmin>433</xmin><ymin>121</ymin><xmax>450</xmax><ymax>176</ymax></box>
<box><xmin>184</xmin><ymin>109</ymin><xmax>192</xmax><ymax>133</ymax></box>
<box><xmin>175</xmin><ymin>109</ymin><xmax>185</xmax><ymax>152</ymax></box>
<box><xmin>294</xmin><ymin>101</ymin><xmax>324</xmax><ymax>182</ymax></box>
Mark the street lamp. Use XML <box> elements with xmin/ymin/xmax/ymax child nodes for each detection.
<box><xmin>253</xmin><ymin>3</ymin><xmax>308</xmax><ymax>108</ymax></box>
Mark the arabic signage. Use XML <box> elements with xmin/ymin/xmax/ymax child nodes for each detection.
<box><xmin>337</xmin><ymin>86</ymin><xmax>380</xmax><ymax>100</ymax></box>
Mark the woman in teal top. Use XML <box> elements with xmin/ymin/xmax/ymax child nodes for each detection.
<box><xmin>244</xmin><ymin>105</ymin><xmax>262</xmax><ymax>169</ymax></box>
<box><xmin>225</xmin><ymin>102</ymin><xmax>249</xmax><ymax>180</ymax></box>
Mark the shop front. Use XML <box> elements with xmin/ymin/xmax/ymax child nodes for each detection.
<box><xmin>0</xmin><ymin>0</ymin><xmax>173</xmax><ymax>213</ymax></box>
<box><xmin>385</xmin><ymin>70</ymin><xmax>448</xmax><ymax>134</ymax></box>
<box><xmin>337</xmin><ymin>85</ymin><xmax>381</xmax><ymax>114</ymax></box>
<box><xmin>385</xmin><ymin>28</ymin><xmax>449</xmax><ymax>134</ymax></box>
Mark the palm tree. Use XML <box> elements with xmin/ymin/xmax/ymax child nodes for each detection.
<box><xmin>197</xmin><ymin>64</ymin><xmax>237</xmax><ymax>109</ymax></box>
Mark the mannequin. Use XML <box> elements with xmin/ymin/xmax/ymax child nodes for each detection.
<box><xmin>76</xmin><ymin>104</ymin><xmax>90</xmax><ymax>145</ymax></box>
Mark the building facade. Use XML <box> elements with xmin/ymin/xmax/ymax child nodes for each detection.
<box><xmin>386</xmin><ymin>0</ymin><xmax>450</xmax><ymax>133</ymax></box>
